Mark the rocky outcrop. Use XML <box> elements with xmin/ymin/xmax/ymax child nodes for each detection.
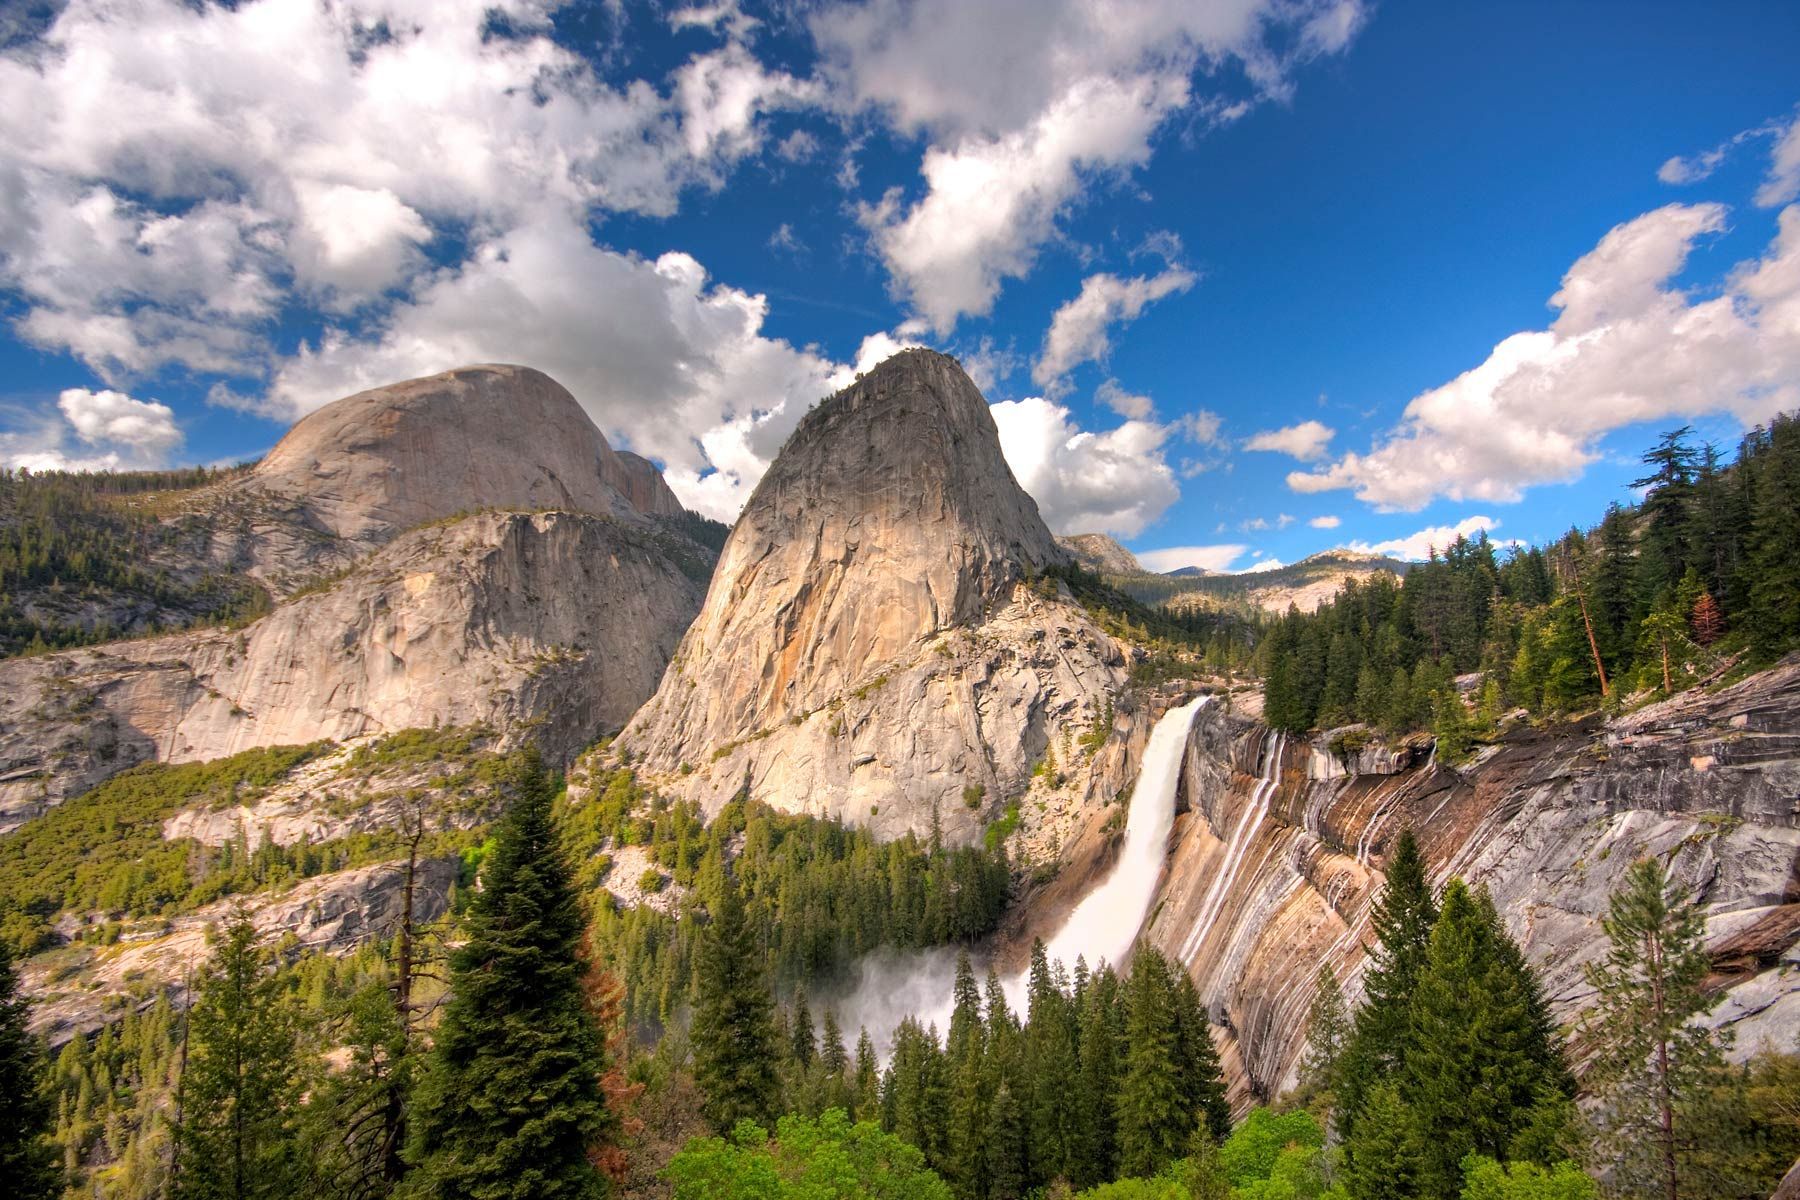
<box><xmin>214</xmin><ymin>364</ymin><xmax>647</xmax><ymax>583</ymax></box>
<box><xmin>21</xmin><ymin>856</ymin><xmax>458</xmax><ymax>1045</ymax></box>
<box><xmin>620</xmin><ymin>350</ymin><xmax>1127</xmax><ymax>843</ymax></box>
<box><xmin>1145</xmin><ymin>661</ymin><xmax>1800</xmax><ymax>1107</ymax></box>
<box><xmin>0</xmin><ymin>509</ymin><xmax>707</xmax><ymax>833</ymax></box>
<box><xmin>0</xmin><ymin>366</ymin><xmax>719</xmax><ymax>829</ymax></box>
<box><xmin>1058</xmin><ymin>533</ymin><xmax>1142</xmax><ymax>575</ymax></box>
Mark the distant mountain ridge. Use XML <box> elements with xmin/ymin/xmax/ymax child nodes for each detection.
<box><xmin>1115</xmin><ymin>548</ymin><xmax>1410</xmax><ymax>615</ymax></box>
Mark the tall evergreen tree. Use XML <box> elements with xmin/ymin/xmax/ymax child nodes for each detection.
<box><xmin>853</xmin><ymin>1029</ymin><xmax>880</xmax><ymax>1121</ymax></box>
<box><xmin>690</xmin><ymin>872</ymin><xmax>780</xmax><ymax>1134</ymax></box>
<box><xmin>986</xmin><ymin>1080</ymin><xmax>1029</xmax><ymax>1200</ymax></box>
<box><xmin>1298</xmin><ymin>964</ymin><xmax>1351</xmax><ymax>1101</ymax></box>
<box><xmin>1114</xmin><ymin>948</ymin><xmax>1188</xmax><ymax>1178</ymax></box>
<box><xmin>1398</xmin><ymin>879</ymin><xmax>1572</xmax><ymax>1196</ymax></box>
<box><xmin>1337</xmin><ymin>830</ymin><xmax>1438</xmax><ymax>1138</ymax></box>
<box><xmin>406</xmin><ymin>760</ymin><xmax>618</xmax><ymax>1199</ymax></box>
<box><xmin>1171</xmin><ymin>971</ymin><xmax>1231</xmax><ymax>1141</ymax></box>
<box><xmin>1583</xmin><ymin>858</ymin><xmax>1729</xmax><ymax>1200</ymax></box>
<box><xmin>0</xmin><ymin>939</ymin><xmax>58</xmax><ymax>1199</ymax></box>
<box><xmin>1341</xmin><ymin>1085</ymin><xmax>1426</xmax><ymax>1200</ymax></box>
<box><xmin>173</xmin><ymin>911</ymin><xmax>304</xmax><ymax>1200</ymax></box>
<box><xmin>1073</xmin><ymin>965</ymin><xmax>1123</xmax><ymax>1188</ymax></box>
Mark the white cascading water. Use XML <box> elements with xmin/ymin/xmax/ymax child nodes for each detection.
<box><xmin>835</xmin><ymin>695</ymin><xmax>1211</xmax><ymax>1050</ymax></box>
<box><xmin>1036</xmin><ymin>694</ymin><xmax>1211</xmax><ymax>975</ymax></box>
<box><xmin>1176</xmin><ymin>729</ymin><xmax>1285</xmax><ymax>966</ymax></box>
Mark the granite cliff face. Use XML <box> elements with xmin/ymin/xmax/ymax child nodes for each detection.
<box><xmin>0</xmin><ymin>366</ymin><xmax>711</xmax><ymax>830</ymax></box>
<box><xmin>620</xmin><ymin>350</ymin><xmax>1128</xmax><ymax>843</ymax></box>
<box><xmin>1143</xmin><ymin>662</ymin><xmax>1800</xmax><ymax>1106</ymax></box>
<box><xmin>192</xmin><ymin>364</ymin><xmax>684</xmax><ymax>590</ymax></box>
<box><xmin>1057</xmin><ymin>533</ymin><xmax>1142</xmax><ymax>575</ymax></box>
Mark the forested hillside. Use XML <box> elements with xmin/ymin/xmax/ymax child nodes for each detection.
<box><xmin>1256</xmin><ymin>414</ymin><xmax>1800</xmax><ymax>741</ymax></box>
<box><xmin>0</xmin><ymin>466</ymin><xmax>268</xmax><ymax>656</ymax></box>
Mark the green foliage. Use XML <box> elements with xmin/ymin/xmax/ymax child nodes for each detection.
<box><xmin>663</xmin><ymin>1109</ymin><xmax>953</xmax><ymax>1200</ymax></box>
<box><xmin>1218</xmin><ymin>1109</ymin><xmax>1325</xmax><ymax>1188</ymax></box>
<box><xmin>1297</xmin><ymin>965</ymin><xmax>1351</xmax><ymax>1101</ymax></box>
<box><xmin>1248</xmin><ymin>415</ymin><xmax>1800</xmax><ymax>732</ymax></box>
<box><xmin>1460</xmin><ymin>1156</ymin><xmax>1597</xmax><ymax>1200</ymax></box>
<box><xmin>0</xmin><ymin>940</ymin><xmax>58</xmax><ymax>1199</ymax></box>
<box><xmin>0</xmin><ymin>734</ymin><xmax>520</xmax><ymax>955</ymax></box>
<box><xmin>574</xmin><ymin>773</ymin><xmax>1012</xmax><ymax>1035</ymax></box>
<box><xmin>0</xmin><ymin>743</ymin><xmax>331</xmax><ymax>953</ymax></box>
<box><xmin>1397</xmin><ymin>881</ymin><xmax>1573</xmax><ymax>1195</ymax></box>
<box><xmin>691</xmin><ymin>874</ymin><xmax>781</xmax><ymax>1134</ymax></box>
<box><xmin>172</xmin><ymin>910</ymin><xmax>306</xmax><ymax>1200</ymax></box>
<box><xmin>1115</xmin><ymin>948</ymin><xmax>1191</xmax><ymax>1178</ymax></box>
<box><xmin>405</xmin><ymin>757</ymin><xmax>619</xmax><ymax>1199</ymax></box>
<box><xmin>1336</xmin><ymin>830</ymin><xmax>1438</xmax><ymax>1142</ymax></box>
<box><xmin>1580</xmin><ymin>857</ymin><xmax>1731</xmax><ymax>1200</ymax></box>
<box><xmin>0</xmin><ymin>465</ymin><xmax>269</xmax><ymax>657</ymax></box>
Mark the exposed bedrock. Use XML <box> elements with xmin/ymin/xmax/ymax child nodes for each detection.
<box><xmin>1145</xmin><ymin>659</ymin><xmax>1800</xmax><ymax>1106</ymax></box>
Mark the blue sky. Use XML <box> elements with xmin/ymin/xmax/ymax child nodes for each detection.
<box><xmin>1</xmin><ymin>0</ymin><xmax>1797</xmax><ymax>572</ymax></box>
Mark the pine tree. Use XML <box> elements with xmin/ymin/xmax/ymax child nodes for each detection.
<box><xmin>1398</xmin><ymin>879</ymin><xmax>1572</xmax><ymax>1196</ymax></box>
<box><xmin>947</xmin><ymin>950</ymin><xmax>984</xmax><ymax>1068</ymax></box>
<box><xmin>789</xmin><ymin>985</ymin><xmax>815</xmax><ymax>1068</ymax></box>
<box><xmin>1582</xmin><ymin>858</ymin><xmax>1729</xmax><ymax>1200</ymax></box>
<box><xmin>1298</xmin><ymin>964</ymin><xmax>1351</xmax><ymax>1100</ymax></box>
<box><xmin>1171</xmin><ymin>970</ymin><xmax>1231</xmax><ymax>1141</ymax></box>
<box><xmin>1341</xmin><ymin>1084</ymin><xmax>1425</xmax><ymax>1200</ymax></box>
<box><xmin>690</xmin><ymin>873</ymin><xmax>780</xmax><ymax>1134</ymax></box>
<box><xmin>1690</xmin><ymin>590</ymin><xmax>1725</xmax><ymax>646</ymax></box>
<box><xmin>1337</xmin><ymin>830</ymin><xmax>1437</xmax><ymax>1139</ymax></box>
<box><xmin>945</xmin><ymin>1051</ymin><xmax>990</xmax><ymax>1200</ymax></box>
<box><xmin>1072</xmin><ymin>965</ymin><xmax>1123</xmax><ymax>1188</ymax></box>
<box><xmin>1430</xmin><ymin>685</ymin><xmax>1474</xmax><ymax>764</ymax></box>
<box><xmin>406</xmin><ymin>761</ymin><xmax>617</xmax><ymax>1199</ymax></box>
<box><xmin>986</xmin><ymin>1080</ymin><xmax>1029</xmax><ymax>1200</ymax></box>
<box><xmin>304</xmin><ymin>979</ymin><xmax>415</xmax><ymax>1200</ymax></box>
<box><xmin>173</xmin><ymin>910</ymin><xmax>304</xmax><ymax>1200</ymax></box>
<box><xmin>0</xmin><ymin>940</ymin><xmax>58</xmax><ymax>1199</ymax></box>
<box><xmin>882</xmin><ymin>1018</ymin><xmax>948</xmax><ymax>1169</ymax></box>
<box><xmin>853</xmin><ymin>1029</ymin><xmax>880</xmax><ymax>1122</ymax></box>
<box><xmin>1114</xmin><ymin>948</ymin><xmax>1188</xmax><ymax>1178</ymax></box>
<box><xmin>820</xmin><ymin>1010</ymin><xmax>848</xmax><ymax>1075</ymax></box>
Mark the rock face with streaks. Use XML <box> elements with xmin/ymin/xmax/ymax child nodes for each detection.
<box><xmin>620</xmin><ymin>349</ymin><xmax>1128</xmax><ymax>843</ymax></box>
<box><xmin>0</xmin><ymin>366</ymin><xmax>713</xmax><ymax>831</ymax></box>
<box><xmin>1145</xmin><ymin>660</ymin><xmax>1800</xmax><ymax>1107</ymax></box>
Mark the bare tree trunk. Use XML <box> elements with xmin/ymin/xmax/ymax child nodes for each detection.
<box><xmin>1578</xmin><ymin>587</ymin><xmax>1611</xmax><ymax>697</ymax></box>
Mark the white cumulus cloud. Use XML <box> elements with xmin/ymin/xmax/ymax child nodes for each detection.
<box><xmin>1034</xmin><ymin>267</ymin><xmax>1196</xmax><ymax>389</ymax></box>
<box><xmin>1343</xmin><ymin>515</ymin><xmax>1506</xmax><ymax>561</ymax></box>
<box><xmin>990</xmin><ymin>395</ymin><xmax>1180</xmax><ymax>537</ymax></box>
<box><xmin>1</xmin><ymin>387</ymin><xmax>183</xmax><ymax>471</ymax></box>
<box><xmin>1309</xmin><ymin>514</ymin><xmax>1341</xmax><ymax>529</ymax></box>
<box><xmin>1244</xmin><ymin>419</ymin><xmax>1335</xmax><ymax>461</ymax></box>
<box><xmin>818</xmin><ymin>0</ymin><xmax>1364</xmax><ymax>331</ymax></box>
<box><xmin>1288</xmin><ymin>202</ymin><xmax>1800</xmax><ymax>509</ymax></box>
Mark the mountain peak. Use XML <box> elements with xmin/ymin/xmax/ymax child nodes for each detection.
<box><xmin>621</xmin><ymin>350</ymin><xmax>1120</xmax><ymax>837</ymax></box>
<box><xmin>248</xmin><ymin>363</ymin><xmax>670</xmax><ymax>545</ymax></box>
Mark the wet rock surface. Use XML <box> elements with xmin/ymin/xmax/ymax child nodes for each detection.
<box><xmin>1147</xmin><ymin>658</ymin><xmax>1800</xmax><ymax>1108</ymax></box>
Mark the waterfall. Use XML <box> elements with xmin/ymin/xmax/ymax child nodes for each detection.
<box><xmin>1036</xmin><ymin>694</ymin><xmax>1210</xmax><ymax>974</ymax></box>
<box><xmin>834</xmin><ymin>695</ymin><xmax>1210</xmax><ymax>1051</ymax></box>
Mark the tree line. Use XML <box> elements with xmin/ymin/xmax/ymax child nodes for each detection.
<box><xmin>6</xmin><ymin>783</ymin><xmax>1798</xmax><ymax>1198</ymax></box>
<box><xmin>569</xmin><ymin>766</ymin><xmax>1014</xmax><ymax>1036</ymax></box>
<box><xmin>1257</xmin><ymin>414</ymin><xmax>1800</xmax><ymax>740</ymax></box>
<box><xmin>0</xmin><ymin>465</ymin><xmax>267</xmax><ymax>657</ymax></box>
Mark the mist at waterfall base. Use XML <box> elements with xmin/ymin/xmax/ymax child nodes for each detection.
<box><xmin>832</xmin><ymin>697</ymin><xmax>1209</xmax><ymax>1056</ymax></box>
